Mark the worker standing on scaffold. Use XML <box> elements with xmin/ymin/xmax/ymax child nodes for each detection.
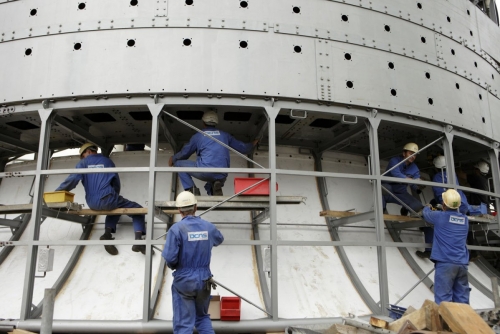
<box><xmin>382</xmin><ymin>142</ymin><xmax>424</xmax><ymax>216</ymax></box>
<box><xmin>162</xmin><ymin>191</ymin><xmax>224</xmax><ymax>334</ymax></box>
<box><xmin>423</xmin><ymin>189</ymin><xmax>470</xmax><ymax>304</ymax></box>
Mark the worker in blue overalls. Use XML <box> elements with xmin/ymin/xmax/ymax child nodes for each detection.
<box><xmin>163</xmin><ymin>191</ymin><xmax>224</xmax><ymax>334</ymax></box>
<box><xmin>423</xmin><ymin>189</ymin><xmax>470</xmax><ymax>304</ymax></box>
<box><xmin>416</xmin><ymin>156</ymin><xmax>470</xmax><ymax>259</ymax></box>
<box><xmin>56</xmin><ymin>143</ymin><xmax>146</xmax><ymax>255</ymax></box>
<box><xmin>169</xmin><ymin>111</ymin><xmax>258</xmax><ymax>196</ymax></box>
<box><xmin>382</xmin><ymin>143</ymin><xmax>424</xmax><ymax>216</ymax></box>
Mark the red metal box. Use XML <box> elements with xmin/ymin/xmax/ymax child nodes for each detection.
<box><xmin>234</xmin><ymin>178</ymin><xmax>278</xmax><ymax>195</ymax></box>
<box><xmin>220</xmin><ymin>297</ymin><xmax>241</xmax><ymax>321</ymax></box>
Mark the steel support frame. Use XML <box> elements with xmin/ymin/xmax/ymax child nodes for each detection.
<box><xmin>367</xmin><ymin>117</ymin><xmax>389</xmax><ymax>314</ymax></box>
<box><xmin>9</xmin><ymin>96</ymin><xmax>500</xmax><ymax>326</ymax></box>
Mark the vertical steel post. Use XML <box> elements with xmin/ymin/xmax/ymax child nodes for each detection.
<box><xmin>143</xmin><ymin>103</ymin><xmax>163</xmax><ymax>321</ymax></box>
<box><xmin>367</xmin><ymin>116</ymin><xmax>389</xmax><ymax>314</ymax></box>
<box><xmin>20</xmin><ymin>107</ymin><xmax>54</xmax><ymax>320</ymax></box>
<box><xmin>40</xmin><ymin>288</ymin><xmax>56</xmax><ymax>334</ymax></box>
<box><xmin>265</xmin><ymin>106</ymin><xmax>279</xmax><ymax>320</ymax></box>
<box><xmin>491</xmin><ymin>276</ymin><xmax>500</xmax><ymax>308</ymax></box>
<box><xmin>488</xmin><ymin>148</ymin><xmax>500</xmax><ymax>229</ymax></box>
<box><xmin>443</xmin><ymin>130</ymin><xmax>456</xmax><ymax>186</ymax></box>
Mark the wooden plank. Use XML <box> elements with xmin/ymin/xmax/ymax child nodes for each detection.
<box><xmin>370</xmin><ymin>316</ymin><xmax>388</xmax><ymax>329</ymax></box>
<box><xmin>324</xmin><ymin>324</ymin><xmax>371</xmax><ymax>334</ymax></box>
<box><xmin>388</xmin><ymin>305</ymin><xmax>430</xmax><ymax>332</ymax></box>
<box><xmin>320</xmin><ymin>210</ymin><xmax>421</xmax><ymax>222</ymax></box>
<box><xmin>10</xmin><ymin>330</ymin><xmax>38</xmax><ymax>334</ymax></box>
<box><xmin>402</xmin><ymin>306</ymin><xmax>417</xmax><ymax>317</ymax></box>
<box><xmin>438</xmin><ymin>302</ymin><xmax>494</xmax><ymax>334</ymax></box>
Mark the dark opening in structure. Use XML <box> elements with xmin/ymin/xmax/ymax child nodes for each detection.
<box><xmin>309</xmin><ymin>119</ymin><xmax>338</xmax><ymax>128</ymax></box>
<box><xmin>84</xmin><ymin>113</ymin><xmax>117</xmax><ymax>123</ymax></box>
<box><xmin>341</xmin><ymin>14</ymin><xmax>348</xmax><ymax>22</ymax></box>
<box><xmin>428</xmin><ymin>98</ymin><xmax>434</xmax><ymax>105</ymax></box>
<box><xmin>240</xmin><ymin>1</ymin><xmax>248</xmax><ymax>8</ymax></box>
<box><xmin>25</xmin><ymin>48</ymin><xmax>32</xmax><ymax>56</ymax></box>
<box><xmin>183</xmin><ymin>38</ymin><xmax>192</xmax><ymax>46</ymax></box>
<box><xmin>129</xmin><ymin>111</ymin><xmax>153</xmax><ymax>121</ymax></box>
<box><xmin>224</xmin><ymin>112</ymin><xmax>252</xmax><ymax>121</ymax></box>
<box><xmin>293</xmin><ymin>6</ymin><xmax>300</xmax><ymax>13</ymax></box>
<box><xmin>294</xmin><ymin>45</ymin><xmax>302</xmax><ymax>53</ymax></box>
<box><xmin>130</xmin><ymin>0</ymin><xmax>138</xmax><ymax>6</ymax></box>
<box><xmin>78</xmin><ymin>3</ymin><xmax>86</xmax><ymax>10</ymax></box>
<box><xmin>6</xmin><ymin>121</ymin><xmax>39</xmax><ymax>130</ymax></box>
<box><xmin>127</xmin><ymin>39</ymin><xmax>136</xmax><ymax>47</ymax></box>
<box><xmin>30</xmin><ymin>9</ymin><xmax>37</xmax><ymax>16</ymax></box>
<box><xmin>344</xmin><ymin>53</ymin><xmax>352</xmax><ymax>60</ymax></box>
<box><xmin>276</xmin><ymin>114</ymin><xmax>295</xmax><ymax>124</ymax></box>
<box><xmin>74</xmin><ymin>43</ymin><xmax>82</xmax><ymax>50</ymax></box>
<box><xmin>388</xmin><ymin>62</ymin><xmax>395</xmax><ymax>69</ymax></box>
<box><xmin>176</xmin><ymin>110</ymin><xmax>204</xmax><ymax>120</ymax></box>
<box><xmin>391</xmin><ymin>89</ymin><xmax>397</xmax><ymax>96</ymax></box>
<box><xmin>346</xmin><ymin>81</ymin><xmax>354</xmax><ymax>88</ymax></box>
<box><xmin>421</xmin><ymin>36</ymin><xmax>426</xmax><ymax>43</ymax></box>
<box><xmin>239</xmin><ymin>41</ymin><xmax>248</xmax><ymax>48</ymax></box>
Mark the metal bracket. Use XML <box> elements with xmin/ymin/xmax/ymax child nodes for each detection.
<box><xmin>445</xmin><ymin>125</ymin><xmax>453</xmax><ymax>133</ymax></box>
<box><xmin>371</xmin><ymin>108</ymin><xmax>378</xmax><ymax>118</ymax></box>
<box><xmin>341</xmin><ymin>114</ymin><xmax>358</xmax><ymax>124</ymax></box>
<box><xmin>493</xmin><ymin>142</ymin><xmax>500</xmax><ymax>149</ymax></box>
<box><xmin>42</xmin><ymin>100</ymin><xmax>50</xmax><ymax>109</ymax></box>
<box><xmin>290</xmin><ymin>109</ymin><xmax>307</xmax><ymax>119</ymax></box>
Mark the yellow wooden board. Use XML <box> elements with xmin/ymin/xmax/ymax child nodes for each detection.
<box><xmin>320</xmin><ymin>210</ymin><xmax>421</xmax><ymax>222</ymax></box>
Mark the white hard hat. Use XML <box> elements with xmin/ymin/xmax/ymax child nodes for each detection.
<box><xmin>433</xmin><ymin>156</ymin><xmax>446</xmax><ymax>169</ymax></box>
<box><xmin>175</xmin><ymin>191</ymin><xmax>197</xmax><ymax>208</ymax></box>
<box><xmin>79</xmin><ymin>143</ymin><xmax>97</xmax><ymax>157</ymax></box>
<box><xmin>403</xmin><ymin>142</ymin><xmax>419</xmax><ymax>153</ymax></box>
<box><xmin>474</xmin><ymin>161</ymin><xmax>489</xmax><ymax>174</ymax></box>
<box><xmin>442</xmin><ymin>189</ymin><xmax>461</xmax><ymax>209</ymax></box>
<box><xmin>202</xmin><ymin>111</ymin><xmax>218</xmax><ymax>125</ymax></box>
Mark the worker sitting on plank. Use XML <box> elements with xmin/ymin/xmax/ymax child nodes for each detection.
<box><xmin>416</xmin><ymin>156</ymin><xmax>470</xmax><ymax>259</ymax></box>
<box><xmin>382</xmin><ymin>142</ymin><xmax>425</xmax><ymax>217</ymax></box>
<box><xmin>162</xmin><ymin>191</ymin><xmax>224</xmax><ymax>333</ymax></box>
<box><xmin>168</xmin><ymin>111</ymin><xmax>258</xmax><ymax>196</ymax></box>
<box><xmin>423</xmin><ymin>189</ymin><xmax>470</xmax><ymax>304</ymax></box>
<box><xmin>56</xmin><ymin>143</ymin><xmax>147</xmax><ymax>255</ymax></box>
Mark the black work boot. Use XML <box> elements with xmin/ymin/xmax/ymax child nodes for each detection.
<box><xmin>187</xmin><ymin>186</ymin><xmax>201</xmax><ymax>196</ymax></box>
<box><xmin>400</xmin><ymin>207</ymin><xmax>409</xmax><ymax>216</ymax></box>
<box><xmin>132</xmin><ymin>231</ymin><xmax>146</xmax><ymax>255</ymax></box>
<box><xmin>100</xmin><ymin>228</ymin><xmax>118</xmax><ymax>256</ymax></box>
<box><xmin>416</xmin><ymin>250</ymin><xmax>431</xmax><ymax>259</ymax></box>
<box><xmin>212</xmin><ymin>180</ymin><xmax>223</xmax><ymax>196</ymax></box>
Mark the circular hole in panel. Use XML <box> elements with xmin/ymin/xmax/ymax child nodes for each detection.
<box><xmin>467</xmin><ymin>9</ymin><xmax>470</xmax><ymax>15</ymax></box>
<box><xmin>479</xmin><ymin>94</ymin><xmax>482</xmax><ymax>100</ymax></box>
<box><xmin>74</xmin><ymin>42</ymin><xmax>82</xmax><ymax>50</ymax></box>
<box><xmin>294</xmin><ymin>45</ymin><xmax>302</xmax><ymax>53</ymax></box>
<box><xmin>30</xmin><ymin>8</ymin><xmax>37</xmax><ymax>16</ymax></box>
<box><xmin>239</xmin><ymin>40</ymin><xmax>248</xmax><ymax>48</ymax></box>
<box><xmin>417</xmin><ymin>3</ymin><xmax>422</xmax><ymax>9</ymax></box>
<box><xmin>293</xmin><ymin>6</ymin><xmax>300</xmax><ymax>13</ymax></box>
<box><xmin>493</xmin><ymin>74</ymin><xmax>495</xmax><ymax>80</ymax></box>
<box><xmin>385</xmin><ymin>25</ymin><xmax>391</xmax><ymax>32</ymax></box>
<box><xmin>391</xmin><ymin>89</ymin><xmax>397</xmax><ymax>96</ymax></box>
<box><xmin>451</xmin><ymin>49</ymin><xmax>455</xmax><ymax>55</ymax></box>
<box><xmin>456</xmin><ymin>83</ymin><xmax>460</xmax><ymax>89</ymax></box>
<box><xmin>346</xmin><ymin>81</ymin><xmax>354</xmax><ymax>88</ymax></box>
<box><xmin>185</xmin><ymin>0</ymin><xmax>193</xmax><ymax>5</ymax></box>
<box><xmin>240</xmin><ymin>1</ymin><xmax>248</xmax><ymax>8</ymax></box>
<box><xmin>78</xmin><ymin>3</ymin><xmax>86</xmax><ymax>10</ymax></box>
<box><xmin>341</xmin><ymin>14</ymin><xmax>348</xmax><ymax>22</ymax></box>
<box><xmin>127</xmin><ymin>39</ymin><xmax>136</xmax><ymax>47</ymax></box>
<box><xmin>428</xmin><ymin>98</ymin><xmax>434</xmax><ymax>105</ymax></box>
<box><xmin>421</xmin><ymin>36</ymin><xmax>426</xmax><ymax>43</ymax></box>
<box><xmin>388</xmin><ymin>62</ymin><xmax>395</xmax><ymax>69</ymax></box>
<box><xmin>447</xmin><ymin>16</ymin><xmax>451</xmax><ymax>22</ymax></box>
<box><xmin>344</xmin><ymin>53</ymin><xmax>351</xmax><ymax>60</ymax></box>
<box><xmin>130</xmin><ymin>0</ymin><xmax>138</xmax><ymax>6</ymax></box>
<box><xmin>25</xmin><ymin>48</ymin><xmax>32</xmax><ymax>56</ymax></box>
<box><xmin>459</xmin><ymin>107</ymin><xmax>463</xmax><ymax>114</ymax></box>
<box><xmin>474</xmin><ymin>61</ymin><xmax>478</xmax><ymax>67</ymax></box>
<box><xmin>183</xmin><ymin>38</ymin><xmax>192</xmax><ymax>46</ymax></box>
<box><xmin>482</xmin><ymin>117</ymin><xmax>486</xmax><ymax>123</ymax></box>
<box><xmin>470</xmin><ymin>30</ymin><xmax>473</xmax><ymax>36</ymax></box>
<box><xmin>425</xmin><ymin>72</ymin><xmax>431</xmax><ymax>79</ymax></box>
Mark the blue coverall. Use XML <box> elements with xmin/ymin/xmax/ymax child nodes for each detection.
<box><xmin>382</xmin><ymin>156</ymin><xmax>424</xmax><ymax>212</ymax></box>
<box><xmin>423</xmin><ymin>170</ymin><xmax>470</xmax><ymax>251</ymax></box>
<box><xmin>162</xmin><ymin>215</ymin><xmax>224</xmax><ymax>334</ymax></box>
<box><xmin>56</xmin><ymin>154</ymin><xmax>145</xmax><ymax>233</ymax></box>
<box><xmin>172</xmin><ymin>127</ymin><xmax>253</xmax><ymax>195</ymax></box>
<box><xmin>423</xmin><ymin>207</ymin><xmax>470</xmax><ymax>304</ymax></box>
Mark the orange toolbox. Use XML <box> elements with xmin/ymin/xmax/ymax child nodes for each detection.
<box><xmin>220</xmin><ymin>296</ymin><xmax>241</xmax><ymax>321</ymax></box>
<box><xmin>234</xmin><ymin>177</ymin><xmax>278</xmax><ymax>195</ymax></box>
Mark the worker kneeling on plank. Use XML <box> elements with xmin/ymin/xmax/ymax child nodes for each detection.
<box><xmin>162</xmin><ymin>191</ymin><xmax>224</xmax><ymax>334</ymax></box>
<box><xmin>168</xmin><ymin>111</ymin><xmax>258</xmax><ymax>196</ymax></box>
<box><xmin>423</xmin><ymin>189</ymin><xmax>470</xmax><ymax>304</ymax></box>
<box><xmin>382</xmin><ymin>142</ymin><xmax>425</xmax><ymax>216</ymax></box>
<box><xmin>56</xmin><ymin>143</ymin><xmax>147</xmax><ymax>255</ymax></box>
<box><xmin>416</xmin><ymin>156</ymin><xmax>470</xmax><ymax>259</ymax></box>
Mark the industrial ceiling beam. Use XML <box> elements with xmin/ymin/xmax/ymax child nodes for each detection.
<box><xmin>53</xmin><ymin>115</ymin><xmax>107</xmax><ymax>149</ymax></box>
<box><xmin>317</xmin><ymin>123</ymin><xmax>366</xmax><ymax>154</ymax></box>
<box><xmin>0</xmin><ymin>133</ymin><xmax>37</xmax><ymax>152</ymax></box>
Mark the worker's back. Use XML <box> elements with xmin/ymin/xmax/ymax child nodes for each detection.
<box><xmin>78</xmin><ymin>154</ymin><xmax>120</xmax><ymax>208</ymax></box>
<box><xmin>163</xmin><ymin>215</ymin><xmax>224</xmax><ymax>278</ymax></box>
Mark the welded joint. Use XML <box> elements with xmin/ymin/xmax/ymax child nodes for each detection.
<box><xmin>371</xmin><ymin>108</ymin><xmax>378</xmax><ymax>118</ymax></box>
<box><xmin>445</xmin><ymin>125</ymin><xmax>453</xmax><ymax>133</ymax></box>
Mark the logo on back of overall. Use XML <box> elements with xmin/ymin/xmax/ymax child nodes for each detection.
<box><xmin>449</xmin><ymin>215</ymin><xmax>465</xmax><ymax>225</ymax></box>
<box><xmin>188</xmin><ymin>231</ymin><xmax>208</xmax><ymax>241</ymax></box>
<box><xmin>205</xmin><ymin>131</ymin><xmax>220</xmax><ymax>136</ymax></box>
<box><xmin>88</xmin><ymin>164</ymin><xmax>105</xmax><ymax>168</ymax></box>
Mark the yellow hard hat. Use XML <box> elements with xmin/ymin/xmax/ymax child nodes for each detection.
<box><xmin>442</xmin><ymin>189</ymin><xmax>461</xmax><ymax>209</ymax></box>
<box><xmin>175</xmin><ymin>191</ymin><xmax>197</xmax><ymax>208</ymax></box>
<box><xmin>403</xmin><ymin>142</ymin><xmax>419</xmax><ymax>153</ymax></box>
<box><xmin>79</xmin><ymin>143</ymin><xmax>97</xmax><ymax>157</ymax></box>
